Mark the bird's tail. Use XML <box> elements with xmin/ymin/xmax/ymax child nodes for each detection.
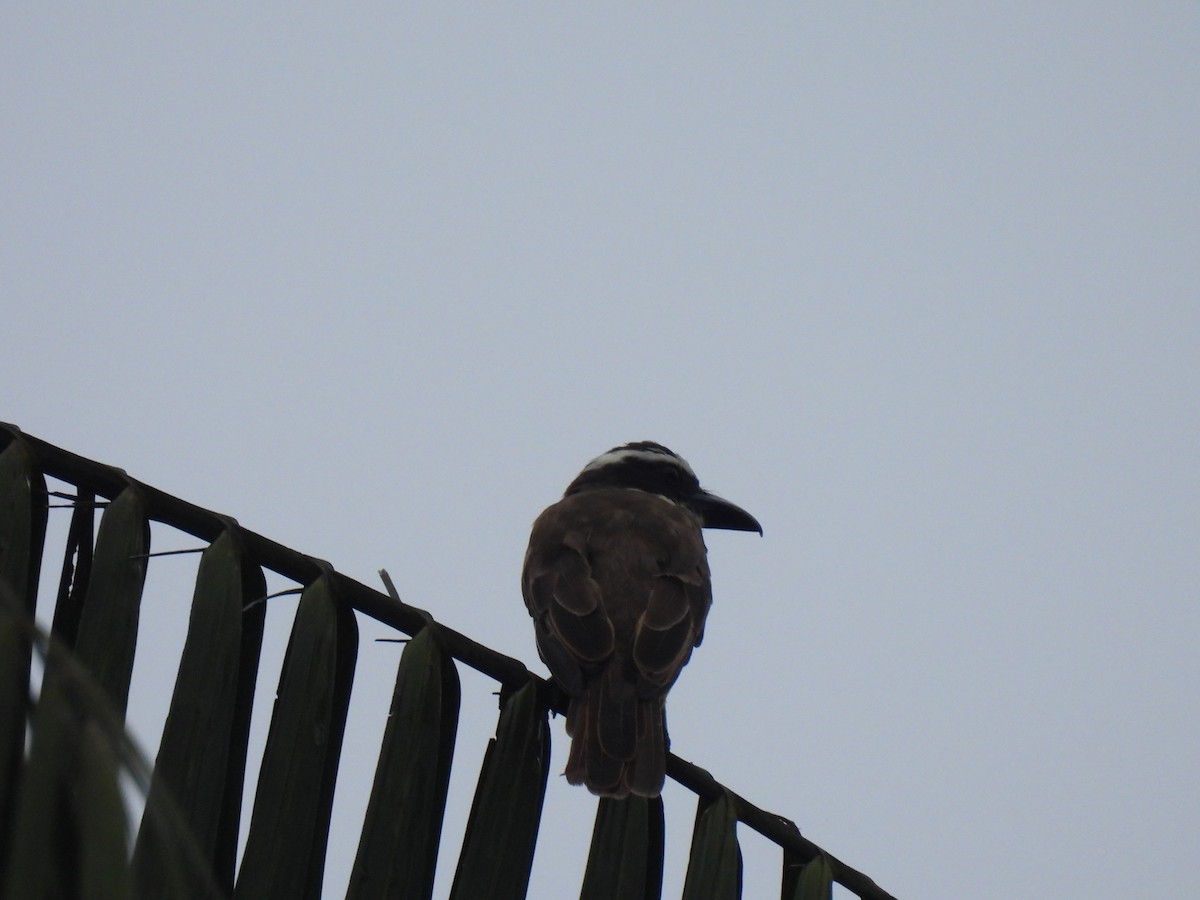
<box><xmin>564</xmin><ymin>665</ymin><xmax>666</xmax><ymax>798</ymax></box>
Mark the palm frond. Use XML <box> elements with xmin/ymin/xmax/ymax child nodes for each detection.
<box><xmin>0</xmin><ymin>423</ymin><xmax>899</xmax><ymax>900</ymax></box>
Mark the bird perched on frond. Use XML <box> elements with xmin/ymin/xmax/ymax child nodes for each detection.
<box><xmin>522</xmin><ymin>441</ymin><xmax>761</xmax><ymax>798</ymax></box>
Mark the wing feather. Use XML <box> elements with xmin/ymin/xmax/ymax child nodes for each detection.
<box><xmin>522</xmin><ymin>487</ymin><xmax>718</xmax><ymax>798</ymax></box>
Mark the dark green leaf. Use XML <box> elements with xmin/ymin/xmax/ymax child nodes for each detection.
<box><xmin>2</xmin><ymin>652</ymin><xmax>129</xmax><ymax>899</ymax></box>
<box><xmin>792</xmin><ymin>854</ymin><xmax>833</xmax><ymax>900</ymax></box>
<box><xmin>50</xmin><ymin>488</ymin><xmax>95</xmax><ymax>648</ymax></box>
<box><xmin>73</xmin><ymin>486</ymin><xmax>150</xmax><ymax>718</ymax></box>
<box><xmin>449</xmin><ymin>681</ymin><xmax>550</xmax><ymax>900</ymax></box>
<box><xmin>235</xmin><ymin>575</ymin><xmax>358</xmax><ymax>900</ymax></box>
<box><xmin>76</xmin><ymin>719</ymin><xmax>133</xmax><ymax>899</ymax></box>
<box><xmin>347</xmin><ymin>625</ymin><xmax>461</xmax><ymax>900</ymax></box>
<box><xmin>134</xmin><ymin>529</ymin><xmax>266</xmax><ymax>896</ymax></box>
<box><xmin>580</xmin><ymin>795</ymin><xmax>665</xmax><ymax>900</ymax></box>
<box><xmin>682</xmin><ymin>790</ymin><xmax>743</xmax><ymax>900</ymax></box>
<box><xmin>0</xmin><ymin>435</ymin><xmax>47</xmax><ymax>611</ymax></box>
<box><xmin>0</xmin><ymin>436</ymin><xmax>48</xmax><ymax>873</ymax></box>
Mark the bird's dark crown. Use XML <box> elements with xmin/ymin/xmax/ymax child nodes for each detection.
<box><xmin>561</xmin><ymin>441</ymin><xmax>762</xmax><ymax>534</ymax></box>
<box><xmin>564</xmin><ymin>441</ymin><xmax>700</xmax><ymax>501</ymax></box>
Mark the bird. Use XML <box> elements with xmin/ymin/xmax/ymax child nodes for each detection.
<box><xmin>521</xmin><ymin>441</ymin><xmax>761</xmax><ymax>798</ymax></box>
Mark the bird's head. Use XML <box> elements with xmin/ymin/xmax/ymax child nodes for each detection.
<box><xmin>564</xmin><ymin>441</ymin><xmax>762</xmax><ymax>534</ymax></box>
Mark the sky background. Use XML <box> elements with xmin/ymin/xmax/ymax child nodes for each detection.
<box><xmin>3</xmin><ymin>5</ymin><xmax>1198</xmax><ymax>898</ymax></box>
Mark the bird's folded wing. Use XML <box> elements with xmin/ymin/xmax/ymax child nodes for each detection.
<box><xmin>524</xmin><ymin>538</ymin><xmax>615</xmax><ymax>693</ymax></box>
<box><xmin>633</xmin><ymin>573</ymin><xmax>709</xmax><ymax>694</ymax></box>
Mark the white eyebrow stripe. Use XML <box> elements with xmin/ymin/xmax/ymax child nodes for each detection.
<box><xmin>582</xmin><ymin>446</ymin><xmax>696</xmax><ymax>478</ymax></box>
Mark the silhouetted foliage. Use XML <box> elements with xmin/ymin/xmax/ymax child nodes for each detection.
<box><xmin>0</xmin><ymin>424</ymin><xmax>897</xmax><ymax>899</ymax></box>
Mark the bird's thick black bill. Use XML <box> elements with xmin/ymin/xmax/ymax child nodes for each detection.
<box><xmin>691</xmin><ymin>490</ymin><xmax>762</xmax><ymax>534</ymax></box>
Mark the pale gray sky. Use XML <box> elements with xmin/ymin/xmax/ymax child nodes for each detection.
<box><xmin>4</xmin><ymin>5</ymin><xmax>1198</xmax><ymax>898</ymax></box>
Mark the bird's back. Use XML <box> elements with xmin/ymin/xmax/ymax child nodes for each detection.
<box><xmin>522</xmin><ymin>488</ymin><xmax>713</xmax><ymax>796</ymax></box>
